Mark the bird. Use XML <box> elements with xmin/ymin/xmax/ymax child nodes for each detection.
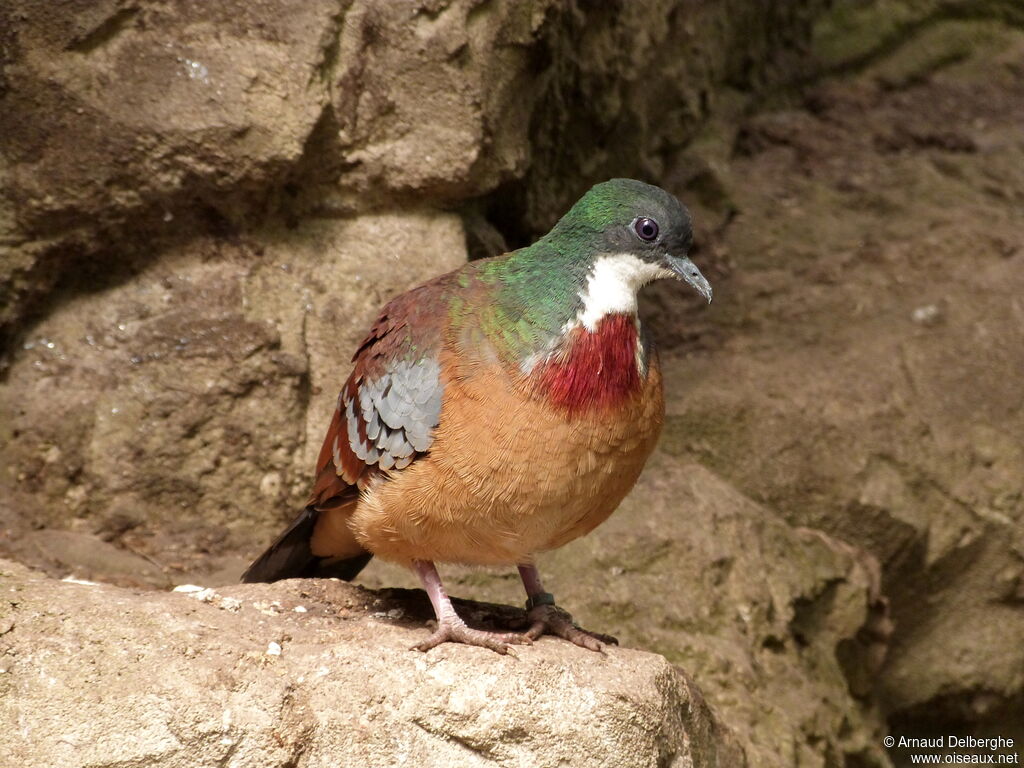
<box><xmin>241</xmin><ymin>178</ymin><xmax>712</xmax><ymax>654</ymax></box>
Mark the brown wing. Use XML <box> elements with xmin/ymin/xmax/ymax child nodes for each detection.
<box><xmin>308</xmin><ymin>276</ymin><xmax>452</xmax><ymax>507</ymax></box>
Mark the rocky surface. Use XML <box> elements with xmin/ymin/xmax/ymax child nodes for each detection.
<box><xmin>0</xmin><ymin>212</ymin><xmax>467</xmax><ymax>574</ymax></box>
<box><xmin>0</xmin><ymin>0</ymin><xmax>826</xmax><ymax>347</ymax></box>
<box><xmin>0</xmin><ymin>558</ymin><xmax>745</xmax><ymax>768</ymax></box>
<box><xmin>658</xmin><ymin>2</ymin><xmax>1024</xmax><ymax>747</ymax></box>
<box><xmin>2</xmin><ymin>1</ymin><xmax>1023</xmax><ymax>767</ymax></box>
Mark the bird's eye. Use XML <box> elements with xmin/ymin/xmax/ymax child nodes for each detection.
<box><xmin>633</xmin><ymin>217</ymin><xmax>659</xmax><ymax>242</ymax></box>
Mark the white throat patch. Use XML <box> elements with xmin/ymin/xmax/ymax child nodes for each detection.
<box><xmin>576</xmin><ymin>253</ymin><xmax>672</xmax><ymax>331</ymax></box>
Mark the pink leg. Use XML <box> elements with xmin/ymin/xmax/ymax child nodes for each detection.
<box><xmin>411</xmin><ymin>560</ymin><xmax>530</xmax><ymax>654</ymax></box>
<box><xmin>517</xmin><ymin>563</ymin><xmax>618</xmax><ymax>652</ymax></box>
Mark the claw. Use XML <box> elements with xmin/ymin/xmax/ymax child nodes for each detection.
<box><xmin>525</xmin><ymin>604</ymin><xmax>618</xmax><ymax>652</ymax></box>
<box><xmin>412</xmin><ymin>618</ymin><xmax>532</xmax><ymax>655</ymax></box>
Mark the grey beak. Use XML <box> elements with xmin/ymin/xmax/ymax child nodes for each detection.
<box><xmin>666</xmin><ymin>255</ymin><xmax>713</xmax><ymax>303</ymax></box>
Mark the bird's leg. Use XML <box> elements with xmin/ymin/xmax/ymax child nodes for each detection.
<box><xmin>517</xmin><ymin>563</ymin><xmax>618</xmax><ymax>652</ymax></box>
<box><xmin>410</xmin><ymin>559</ymin><xmax>530</xmax><ymax>654</ymax></box>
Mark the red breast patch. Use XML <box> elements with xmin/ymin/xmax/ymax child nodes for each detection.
<box><xmin>533</xmin><ymin>314</ymin><xmax>643</xmax><ymax>412</ymax></box>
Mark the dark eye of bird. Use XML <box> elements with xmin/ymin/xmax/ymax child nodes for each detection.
<box><xmin>634</xmin><ymin>217</ymin><xmax>659</xmax><ymax>242</ymax></box>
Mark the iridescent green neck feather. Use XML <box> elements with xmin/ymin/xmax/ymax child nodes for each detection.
<box><xmin>470</xmin><ymin>243</ymin><xmax>590</xmax><ymax>364</ymax></box>
<box><xmin>446</xmin><ymin>178</ymin><xmax>704</xmax><ymax>368</ymax></box>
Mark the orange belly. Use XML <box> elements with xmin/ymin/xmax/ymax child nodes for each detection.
<box><xmin>346</xmin><ymin>348</ymin><xmax>664</xmax><ymax>566</ymax></box>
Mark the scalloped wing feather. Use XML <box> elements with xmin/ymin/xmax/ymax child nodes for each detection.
<box><xmin>308</xmin><ymin>277</ymin><xmax>453</xmax><ymax>507</ymax></box>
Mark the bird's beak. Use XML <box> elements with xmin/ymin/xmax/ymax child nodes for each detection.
<box><xmin>666</xmin><ymin>255</ymin><xmax>713</xmax><ymax>303</ymax></box>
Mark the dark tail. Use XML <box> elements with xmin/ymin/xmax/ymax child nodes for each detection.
<box><xmin>240</xmin><ymin>506</ymin><xmax>373</xmax><ymax>583</ymax></box>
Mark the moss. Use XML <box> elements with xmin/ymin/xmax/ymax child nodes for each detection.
<box><xmin>870</xmin><ymin>20</ymin><xmax>1011</xmax><ymax>87</ymax></box>
<box><xmin>813</xmin><ymin>1</ymin><xmax>921</xmax><ymax>71</ymax></box>
<box><xmin>813</xmin><ymin>0</ymin><xmax>1024</xmax><ymax>75</ymax></box>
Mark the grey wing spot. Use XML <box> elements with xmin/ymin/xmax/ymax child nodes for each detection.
<box><xmin>360</xmin><ymin>375</ymin><xmax>386</xmax><ymax>419</ymax></box>
<box><xmin>424</xmin><ymin>389</ymin><xmax>443</xmax><ymax>423</ymax></box>
<box><xmin>405</xmin><ymin>418</ymin><xmax>432</xmax><ymax>452</ymax></box>
<box><xmin>358</xmin><ymin>383</ymin><xmax>374</xmax><ymax>418</ymax></box>
<box><xmin>386</xmin><ymin>428</ymin><xmax>414</xmax><ymax>459</ymax></box>
<box><xmin>365</xmin><ymin>410</ymin><xmax>381</xmax><ymax>441</ymax></box>
<box><xmin>410</xmin><ymin>363</ymin><xmax>437</xmax><ymax>409</ymax></box>
<box><xmin>375</xmin><ymin>424</ymin><xmax>400</xmax><ymax>458</ymax></box>
<box><xmin>375</xmin><ymin>384</ymin><xmax>402</xmax><ymax>429</ymax></box>
<box><xmin>346</xmin><ymin>357</ymin><xmax>444</xmax><ymax>471</ymax></box>
<box><xmin>345</xmin><ymin>399</ymin><xmax>368</xmax><ymax>461</ymax></box>
<box><xmin>385</xmin><ymin>385</ymin><xmax>413</xmax><ymax>420</ymax></box>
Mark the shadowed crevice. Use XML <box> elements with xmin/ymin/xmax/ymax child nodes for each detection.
<box><xmin>65</xmin><ymin>6</ymin><xmax>140</xmax><ymax>54</ymax></box>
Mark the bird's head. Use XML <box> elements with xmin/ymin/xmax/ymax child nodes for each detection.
<box><xmin>545</xmin><ymin>178</ymin><xmax>712</xmax><ymax>305</ymax></box>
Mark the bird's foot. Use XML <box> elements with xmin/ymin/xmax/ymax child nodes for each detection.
<box><xmin>524</xmin><ymin>603</ymin><xmax>618</xmax><ymax>652</ymax></box>
<box><xmin>412</xmin><ymin>618</ymin><xmax>532</xmax><ymax>655</ymax></box>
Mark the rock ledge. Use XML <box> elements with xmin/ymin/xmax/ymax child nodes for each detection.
<box><xmin>0</xmin><ymin>559</ymin><xmax>744</xmax><ymax>768</ymax></box>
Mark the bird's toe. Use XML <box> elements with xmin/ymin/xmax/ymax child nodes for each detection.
<box><xmin>525</xmin><ymin>604</ymin><xmax>617</xmax><ymax>652</ymax></box>
<box><xmin>412</xmin><ymin>619</ymin><xmax>531</xmax><ymax>655</ymax></box>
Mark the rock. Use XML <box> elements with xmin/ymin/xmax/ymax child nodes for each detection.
<box><xmin>4</xmin><ymin>0</ymin><xmax>1022</xmax><ymax>761</ymax></box>
<box><xmin>499</xmin><ymin>0</ymin><xmax>831</xmax><ymax>236</ymax></box>
<box><xmin>660</xmin><ymin>3</ymin><xmax>1024</xmax><ymax>744</ymax></box>
<box><xmin>19</xmin><ymin>529</ymin><xmax>170</xmax><ymax>589</ymax></box>
<box><xmin>360</xmin><ymin>459</ymin><xmax>892</xmax><ymax>768</ymax></box>
<box><xmin>0</xmin><ymin>212</ymin><xmax>467</xmax><ymax>582</ymax></box>
<box><xmin>0</xmin><ymin>0</ymin><xmax>830</xmax><ymax>348</ymax></box>
<box><xmin>0</xmin><ymin>559</ymin><xmax>745</xmax><ymax>768</ymax></box>
<box><xmin>0</xmin><ymin>0</ymin><xmax>339</xmax><ymax>341</ymax></box>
